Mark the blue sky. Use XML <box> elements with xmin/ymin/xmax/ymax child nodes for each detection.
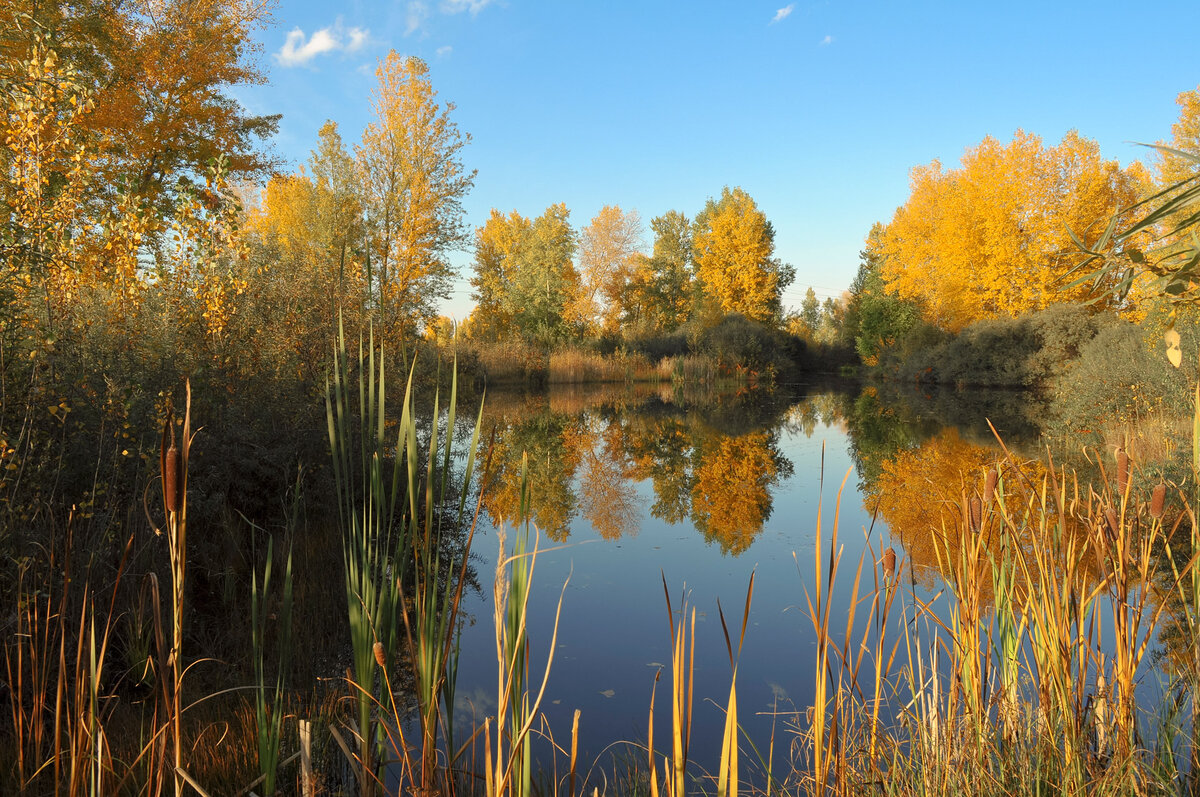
<box><xmin>237</xmin><ymin>0</ymin><xmax>1200</xmax><ymax>320</ymax></box>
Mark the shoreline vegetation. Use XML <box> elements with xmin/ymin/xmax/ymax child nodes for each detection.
<box><xmin>4</xmin><ymin>4</ymin><xmax>1200</xmax><ymax>794</ymax></box>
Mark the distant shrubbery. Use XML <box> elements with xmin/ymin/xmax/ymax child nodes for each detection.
<box><xmin>895</xmin><ymin>304</ymin><xmax>1110</xmax><ymax>388</ymax></box>
<box><xmin>1053</xmin><ymin>304</ymin><xmax>1198</xmax><ymax>433</ymax></box>
<box><xmin>464</xmin><ymin>311</ymin><xmax>855</xmax><ymax>386</ymax></box>
<box><xmin>864</xmin><ymin>299</ymin><xmax>1197</xmax><ymax>453</ymax></box>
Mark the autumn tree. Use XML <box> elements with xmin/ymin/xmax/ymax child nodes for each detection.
<box><xmin>879</xmin><ymin>130</ymin><xmax>1146</xmax><ymax>331</ymax></box>
<box><xmin>1158</xmin><ymin>86</ymin><xmax>1200</xmax><ymax>187</ymax></box>
<box><xmin>469</xmin><ymin>209</ymin><xmax>531</xmax><ymax>339</ymax></box>
<box><xmin>357</xmin><ymin>53</ymin><xmax>475</xmax><ymax>337</ymax></box>
<box><xmin>799</xmin><ymin>287</ymin><xmax>821</xmax><ymax>335</ymax></box>
<box><xmin>691</xmin><ymin>187</ymin><xmax>794</xmax><ymax>323</ymax></box>
<box><xmin>571</xmin><ymin>205</ymin><xmax>644</xmax><ymax>334</ymax></box>
<box><xmin>310</xmin><ymin>121</ymin><xmax>366</xmax><ymax>300</ymax></box>
<box><xmin>624</xmin><ymin>210</ymin><xmax>694</xmax><ymax>333</ymax></box>
<box><xmin>1</xmin><ymin>0</ymin><xmax>280</xmax><ymax>224</ymax></box>
<box><xmin>512</xmin><ymin>204</ymin><xmax>579</xmax><ymax>341</ymax></box>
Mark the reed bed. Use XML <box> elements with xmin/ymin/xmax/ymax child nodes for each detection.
<box><xmin>781</xmin><ymin>446</ymin><xmax>1200</xmax><ymax>796</ymax></box>
<box><xmin>7</xmin><ymin>343</ymin><xmax>1200</xmax><ymax>797</ymax></box>
<box><xmin>467</xmin><ymin>340</ymin><xmax>727</xmax><ymax>387</ymax></box>
<box><xmin>547</xmin><ymin>348</ymin><xmax>660</xmax><ymax>384</ymax></box>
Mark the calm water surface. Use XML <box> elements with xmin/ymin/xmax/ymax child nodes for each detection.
<box><xmin>447</xmin><ymin>381</ymin><xmax>1044</xmax><ymax>770</ymax></box>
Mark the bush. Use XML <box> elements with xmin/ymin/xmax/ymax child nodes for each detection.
<box><xmin>1053</xmin><ymin>317</ymin><xmax>1193</xmax><ymax>433</ymax></box>
<box><xmin>887</xmin><ymin>304</ymin><xmax>1118</xmax><ymax>389</ymax></box>
<box><xmin>693</xmin><ymin>314</ymin><xmax>797</xmax><ymax>377</ymax></box>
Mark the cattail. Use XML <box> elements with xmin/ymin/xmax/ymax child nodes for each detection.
<box><xmin>1105</xmin><ymin>508</ymin><xmax>1120</xmax><ymax>538</ymax></box>
<box><xmin>969</xmin><ymin>496</ymin><xmax>982</xmax><ymax>534</ymax></box>
<box><xmin>163</xmin><ymin>442</ymin><xmax>180</xmax><ymax>513</ymax></box>
<box><xmin>1150</xmin><ymin>483</ymin><xmax>1167</xmax><ymax>519</ymax></box>
<box><xmin>983</xmin><ymin>468</ymin><xmax>998</xmax><ymax>505</ymax></box>
<box><xmin>373</xmin><ymin>641</ymin><xmax>387</xmax><ymax>669</ymax></box>
<box><xmin>1116</xmin><ymin>449</ymin><xmax>1130</xmax><ymax>497</ymax></box>
<box><xmin>882</xmin><ymin>547</ymin><xmax>897</xmax><ymax>580</ymax></box>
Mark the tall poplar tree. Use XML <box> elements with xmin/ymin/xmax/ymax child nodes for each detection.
<box><xmin>357</xmin><ymin>53</ymin><xmax>475</xmax><ymax>336</ymax></box>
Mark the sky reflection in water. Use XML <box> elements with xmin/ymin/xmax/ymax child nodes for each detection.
<box><xmin>452</xmin><ymin>384</ymin><xmax>923</xmax><ymax>771</ymax></box>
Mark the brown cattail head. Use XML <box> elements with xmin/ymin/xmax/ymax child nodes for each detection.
<box><xmin>163</xmin><ymin>443</ymin><xmax>180</xmax><ymax>513</ymax></box>
<box><xmin>1105</xmin><ymin>508</ymin><xmax>1120</xmax><ymax>539</ymax></box>
<box><xmin>969</xmin><ymin>496</ymin><xmax>982</xmax><ymax>534</ymax></box>
<box><xmin>882</xmin><ymin>547</ymin><xmax>897</xmax><ymax>580</ymax></box>
<box><xmin>373</xmin><ymin>641</ymin><xmax>386</xmax><ymax>669</ymax></box>
<box><xmin>983</xmin><ymin>468</ymin><xmax>998</xmax><ymax>505</ymax></box>
<box><xmin>1150</xmin><ymin>484</ymin><xmax>1167</xmax><ymax>519</ymax></box>
<box><xmin>1116</xmin><ymin>449</ymin><xmax>1130</xmax><ymax>497</ymax></box>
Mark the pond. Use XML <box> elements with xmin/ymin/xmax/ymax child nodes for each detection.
<box><xmin>444</xmin><ymin>379</ymin><xmax>1104</xmax><ymax>775</ymax></box>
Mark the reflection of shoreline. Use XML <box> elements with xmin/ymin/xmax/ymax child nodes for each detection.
<box><xmin>478</xmin><ymin>383</ymin><xmax>837</xmax><ymax>550</ymax></box>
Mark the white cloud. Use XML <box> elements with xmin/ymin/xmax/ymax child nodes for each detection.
<box><xmin>276</xmin><ymin>20</ymin><xmax>369</xmax><ymax>67</ymax></box>
<box><xmin>406</xmin><ymin>1</ymin><xmax>430</xmax><ymax>35</ymax></box>
<box><xmin>820</xmin><ymin>34</ymin><xmax>833</xmax><ymax>45</ymax></box>
<box><xmin>771</xmin><ymin>4</ymin><xmax>794</xmax><ymax>24</ymax></box>
<box><xmin>436</xmin><ymin>45</ymin><xmax>453</xmax><ymax>58</ymax></box>
<box><xmin>441</xmin><ymin>0</ymin><xmax>495</xmax><ymax>14</ymax></box>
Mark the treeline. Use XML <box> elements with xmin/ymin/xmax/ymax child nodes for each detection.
<box><xmin>821</xmin><ymin>88</ymin><xmax>1200</xmax><ymax>420</ymax></box>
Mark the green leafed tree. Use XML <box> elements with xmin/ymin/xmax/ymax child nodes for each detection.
<box><xmin>624</xmin><ymin>210</ymin><xmax>694</xmax><ymax>333</ymax></box>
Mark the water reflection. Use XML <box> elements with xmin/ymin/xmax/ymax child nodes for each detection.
<box><xmin>480</xmin><ymin>385</ymin><xmax>798</xmax><ymax>553</ymax></box>
<box><xmin>453</xmin><ymin>379</ymin><xmax>1187</xmax><ymax>769</ymax></box>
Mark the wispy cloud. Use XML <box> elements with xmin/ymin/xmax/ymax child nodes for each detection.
<box><xmin>406</xmin><ymin>1</ymin><xmax>430</xmax><ymax>35</ymax></box>
<box><xmin>406</xmin><ymin>0</ymin><xmax>495</xmax><ymax>36</ymax></box>
<box><xmin>441</xmin><ymin>0</ymin><xmax>495</xmax><ymax>14</ymax></box>
<box><xmin>276</xmin><ymin>20</ymin><xmax>369</xmax><ymax>67</ymax></box>
<box><xmin>820</xmin><ymin>34</ymin><xmax>833</xmax><ymax>45</ymax></box>
<box><xmin>771</xmin><ymin>4</ymin><xmax>794</xmax><ymax>24</ymax></box>
<box><xmin>436</xmin><ymin>45</ymin><xmax>453</xmax><ymax>58</ymax></box>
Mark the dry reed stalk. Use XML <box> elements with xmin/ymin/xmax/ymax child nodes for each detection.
<box><xmin>659</xmin><ymin>578</ymin><xmax>696</xmax><ymax>797</ymax></box>
<box><xmin>1115</xmin><ymin>449</ymin><xmax>1130</xmax><ymax>498</ymax></box>
<box><xmin>716</xmin><ymin>572</ymin><xmax>754</xmax><ymax>797</ymax></box>
<box><xmin>158</xmin><ymin>382</ymin><xmax>193</xmax><ymax>797</ymax></box>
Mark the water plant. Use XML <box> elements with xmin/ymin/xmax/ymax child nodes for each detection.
<box><xmin>326</xmin><ymin>321</ymin><xmax>484</xmax><ymax>795</ymax></box>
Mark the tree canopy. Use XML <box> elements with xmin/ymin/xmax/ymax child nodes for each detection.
<box><xmin>878</xmin><ymin>130</ymin><xmax>1147</xmax><ymax>331</ymax></box>
<box><xmin>692</xmin><ymin>187</ymin><xmax>794</xmax><ymax>323</ymax></box>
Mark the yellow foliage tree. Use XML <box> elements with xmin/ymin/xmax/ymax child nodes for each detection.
<box><xmin>692</xmin><ymin>187</ymin><xmax>792</xmax><ymax>323</ymax></box>
<box><xmin>357</xmin><ymin>53</ymin><xmax>475</xmax><ymax>338</ymax></box>
<box><xmin>879</xmin><ymin>130</ymin><xmax>1147</xmax><ymax>331</ymax></box>
<box><xmin>1158</xmin><ymin>86</ymin><xmax>1200</xmax><ymax>187</ymax></box>
<box><xmin>572</xmin><ymin>204</ymin><xmax>644</xmax><ymax>334</ymax></box>
<box><xmin>469</xmin><ymin>209</ymin><xmax>532</xmax><ymax>339</ymax></box>
<box><xmin>2</xmin><ymin>39</ymin><xmax>97</xmax><ymax>338</ymax></box>
<box><xmin>2</xmin><ymin>0</ymin><xmax>280</xmax><ymax>221</ymax></box>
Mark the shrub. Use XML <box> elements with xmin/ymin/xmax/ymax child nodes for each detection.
<box><xmin>693</xmin><ymin>314</ymin><xmax>796</xmax><ymax>377</ymax></box>
<box><xmin>1053</xmin><ymin>317</ymin><xmax>1192</xmax><ymax>434</ymax></box>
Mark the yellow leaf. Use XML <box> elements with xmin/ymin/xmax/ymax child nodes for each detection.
<box><xmin>1165</xmin><ymin>328</ymin><xmax>1183</xmax><ymax>368</ymax></box>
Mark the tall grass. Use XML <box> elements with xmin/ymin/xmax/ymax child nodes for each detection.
<box><xmin>788</xmin><ymin>444</ymin><xmax>1200</xmax><ymax>795</ymax></box>
<box><xmin>484</xmin><ymin>459</ymin><xmax>570</xmax><ymax>797</ymax></box>
<box><xmin>326</xmin><ymin>322</ymin><xmax>485</xmax><ymax>796</ymax></box>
